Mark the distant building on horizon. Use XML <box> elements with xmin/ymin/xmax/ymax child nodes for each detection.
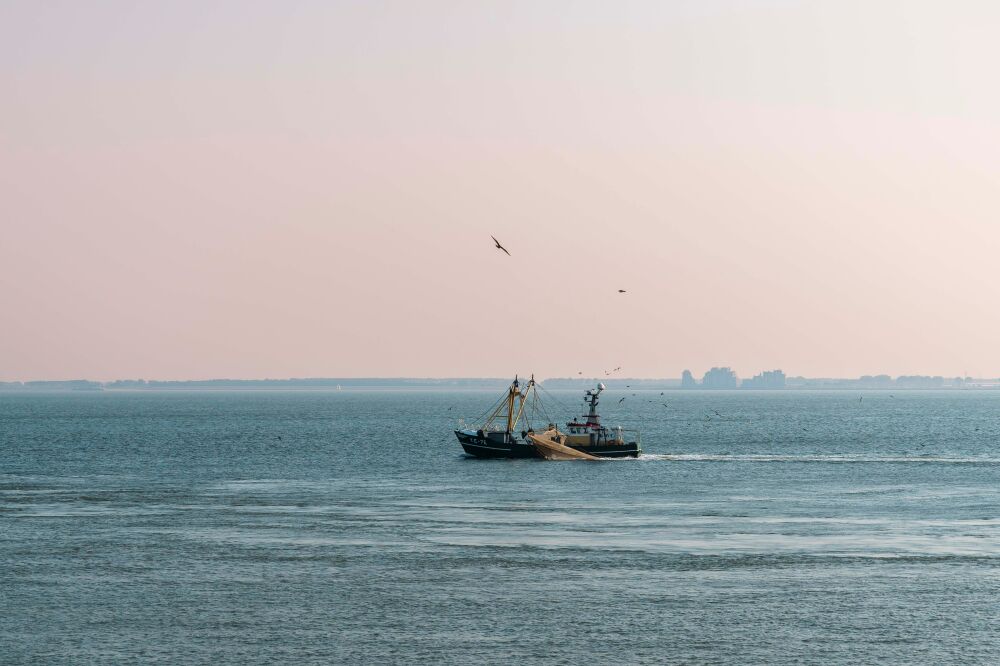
<box><xmin>741</xmin><ymin>369</ymin><xmax>785</xmax><ymax>389</ymax></box>
<box><xmin>702</xmin><ymin>367</ymin><xmax>738</xmax><ymax>389</ymax></box>
<box><xmin>680</xmin><ymin>369</ymin><xmax>698</xmax><ymax>389</ymax></box>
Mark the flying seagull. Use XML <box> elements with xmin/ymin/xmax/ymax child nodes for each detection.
<box><xmin>618</xmin><ymin>289</ymin><xmax>627</xmax><ymax>293</ymax></box>
<box><xmin>491</xmin><ymin>235</ymin><xmax>511</xmax><ymax>256</ymax></box>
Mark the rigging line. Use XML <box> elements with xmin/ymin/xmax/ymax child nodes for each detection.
<box><xmin>470</xmin><ymin>390</ymin><xmax>507</xmax><ymax>426</ymax></box>
<box><xmin>535</xmin><ymin>386</ymin><xmax>550</xmax><ymax>427</ymax></box>
<box><xmin>537</xmin><ymin>397</ymin><xmax>550</xmax><ymax>425</ymax></box>
<box><xmin>536</xmin><ymin>383</ymin><xmax>574</xmax><ymax>416</ymax></box>
<box><xmin>527</xmin><ymin>387</ymin><xmax>537</xmax><ymax>430</ymax></box>
<box><xmin>470</xmin><ymin>399</ymin><xmax>495</xmax><ymax>425</ymax></box>
<box><xmin>531</xmin><ymin>384</ymin><xmax>554</xmax><ymax>425</ymax></box>
<box><xmin>536</xmin><ymin>381</ymin><xmax>571</xmax><ymax>409</ymax></box>
<box><xmin>521</xmin><ymin>388</ymin><xmax>535</xmax><ymax>430</ymax></box>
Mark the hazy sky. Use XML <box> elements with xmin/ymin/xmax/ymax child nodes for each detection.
<box><xmin>3</xmin><ymin>1</ymin><xmax>1000</xmax><ymax>380</ymax></box>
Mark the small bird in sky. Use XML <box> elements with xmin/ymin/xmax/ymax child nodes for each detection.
<box><xmin>617</xmin><ymin>289</ymin><xmax>627</xmax><ymax>293</ymax></box>
<box><xmin>491</xmin><ymin>235</ymin><xmax>511</xmax><ymax>256</ymax></box>
<box><xmin>578</xmin><ymin>371</ymin><xmax>583</xmax><ymax>375</ymax></box>
<box><xmin>618</xmin><ymin>397</ymin><xmax>626</xmax><ymax>404</ymax></box>
<box><xmin>713</xmin><ymin>410</ymin><xmax>722</xmax><ymax>417</ymax></box>
<box><xmin>662</xmin><ymin>403</ymin><xmax>669</xmax><ymax>408</ymax></box>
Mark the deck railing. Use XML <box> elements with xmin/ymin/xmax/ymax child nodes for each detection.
<box><xmin>616</xmin><ymin>428</ymin><xmax>641</xmax><ymax>446</ymax></box>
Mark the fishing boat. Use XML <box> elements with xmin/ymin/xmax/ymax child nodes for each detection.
<box><xmin>454</xmin><ymin>377</ymin><xmax>641</xmax><ymax>459</ymax></box>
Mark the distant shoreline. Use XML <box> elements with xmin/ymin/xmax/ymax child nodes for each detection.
<box><xmin>1</xmin><ymin>376</ymin><xmax>998</xmax><ymax>392</ymax></box>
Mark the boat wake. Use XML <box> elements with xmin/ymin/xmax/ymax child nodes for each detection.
<box><xmin>639</xmin><ymin>453</ymin><xmax>1000</xmax><ymax>465</ymax></box>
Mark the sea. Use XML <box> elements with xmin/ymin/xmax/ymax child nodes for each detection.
<box><xmin>2</xmin><ymin>389</ymin><xmax>999</xmax><ymax>665</ymax></box>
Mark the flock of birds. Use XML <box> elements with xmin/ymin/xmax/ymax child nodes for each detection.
<box><xmin>492</xmin><ymin>234</ymin><xmax>894</xmax><ymax>431</ymax></box>
<box><xmin>496</xmin><ymin>233</ymin><xmax>718</xmax><ymax>419</ymax></box>
<box><xmin>495</xmin><ymin>234</ymin><xmax>670</xmax><ymax>415</ymax></box>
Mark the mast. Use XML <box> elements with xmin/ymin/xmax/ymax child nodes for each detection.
<box><xmin>512</xmin><ymin>374</ymin><xmax>534</xmax><ymax>431</ymax></box>
<box><xmin>506</xmin><ymin>376</ymin><xmax>520</xmax><ymax>432</ymax></box>
<box><xmin>583</xmin><ymin>383</ymin><xmax>605</xmax><ymax>426</ymax></box>
<box><xmin>481</xmin><ymin>375</ymin><xmax>536</xmax><ymax>434</ymax></box>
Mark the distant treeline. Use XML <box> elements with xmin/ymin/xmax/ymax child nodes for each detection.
<box><xmin>0</xmin><ymin>380</ymin><xmax>106</xmax><ymax>391</ymax></box>
<box><xmin>541</xmin><ymin>378</ymin><xmax>682</xmax><ymax>389</ymax></box>
<box><xmin>0</xmin><ymin>378</ymin><xmax>515</xmax><ymax>391</ymax></box>
<box><xmin>785</xmin><ymin>375</ymin><xmax>990</xmax><ymax>389</ymax></box>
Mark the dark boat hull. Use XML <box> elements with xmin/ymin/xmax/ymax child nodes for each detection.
<box><xmin>456</xmin><ymin>430</ymin><xmax>639</xmax><ymax>459</ymax></box>
<box><xmin>577</xmin><ymin>444</ymin><xmax>640</xmax><ymax>458</ymax></box>
<box><xmin>460</xmin><ymin>440</ymin><xmax>540</xmax><ymax>458</ymax></box>
<box><xmin>455</xmin><ymin>429</ymin><xmax>538</xmax><ymax>458</ymax></box>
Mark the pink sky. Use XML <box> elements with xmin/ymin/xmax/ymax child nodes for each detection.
<box><xmin>3</xmin><ymin>1</ymin><xmax>1000</xmax><ymax>381</ymax></box>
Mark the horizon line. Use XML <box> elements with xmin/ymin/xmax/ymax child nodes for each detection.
<box><xmin>2</xmin><ymin>373</ymin><xmax>996</xmax><ymax>384</ymax></box>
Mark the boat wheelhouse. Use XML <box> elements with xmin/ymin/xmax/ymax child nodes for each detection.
<box><xmin>554</xmin><ymin>383</ymin><xmax>640</xmax><ymax>457</ymax></box>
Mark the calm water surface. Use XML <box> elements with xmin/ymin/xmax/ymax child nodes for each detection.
<box><xmin>3</xmin><ymin>390</ymin><xmax>1000</xmax><ymax>664</ymax></box>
